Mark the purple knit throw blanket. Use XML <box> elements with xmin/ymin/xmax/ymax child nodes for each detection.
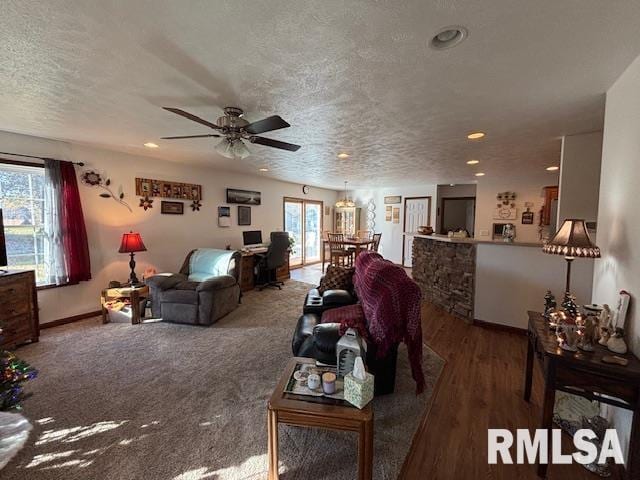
<box><xmin>353</xmin><ymin>251</ymin><xmax>426</xmax><ymax>394</ymax></box>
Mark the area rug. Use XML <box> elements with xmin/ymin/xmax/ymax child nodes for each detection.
<box><xmin>2</xmin><ymin>280</ymin><xmax>444</xmax><ymax>480</ymax></box>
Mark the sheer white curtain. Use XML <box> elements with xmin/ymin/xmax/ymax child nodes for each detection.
<box><xmin>43</xmin><ymin>159</ymin><xmax>68</xmax><ymax>285</ymax></box>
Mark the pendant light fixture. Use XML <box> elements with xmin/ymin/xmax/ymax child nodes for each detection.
<box><xmin>335</xmin><ymin>181</ymin><xmax>356</xmax><ymax>208</ymax></box>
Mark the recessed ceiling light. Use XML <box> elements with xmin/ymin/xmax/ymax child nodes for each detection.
<box><xmin>475</xmin><ymin>172</ymin><xmax>485</xmax><ymax>177</ymax></box>
<box><xmin>449</xmin><ymin>184</ymin><xmax>455</xmax><ymax>187</ymax></box>
<box><xmin>430</xmin><ymin>26</ymin><xmax>468</xmax><ymax>50</ymax></box>
<box><xmin>259</xmin><ymin>168</ymin><xmax>269</xmax><ymax>172</ymax></box>
<box><xmin>144</xmin><ymin>142</ymin><xmax>159</xmax><ymax>148</ymax></box>
<box><xmin>546</xmin><ymin>166</ymin><xmax>559</xmax><ymax>171</ymax></box>
<box><xmin>466</xmin><ymin>159</ymin><xmax>480</xmax><ymax>165</ymax></box>
<box><xmin>337</xmin><ymin>153</ymin><xmax>350</xmax><ymax>159</ymax></box>
<box><xmin>467</xmin><ymin>132</ymin><xmax>485</xmax><ymax>140</ymax></box>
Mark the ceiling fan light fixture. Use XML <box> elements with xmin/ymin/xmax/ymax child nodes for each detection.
<box><xmin>215</xmin><ymin>138</ymin><xmax>251</xmax><ymax>159</ymax></box>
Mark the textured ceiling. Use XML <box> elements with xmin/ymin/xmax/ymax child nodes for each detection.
<box><xmin>2</xmin><ymin>0</ymin><xmax>640</xmax><ymax>189</ymax></box>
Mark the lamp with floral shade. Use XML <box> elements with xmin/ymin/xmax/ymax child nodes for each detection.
<box><xmin>542</xmin><ymin>219</ymin><xmax>600</xmax><ymax>299</ymax></box>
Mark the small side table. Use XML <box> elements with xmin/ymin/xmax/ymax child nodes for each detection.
<box><xmin>101</xmin><ymin>285</ymin><xmax>149</xmax><ymax>325</ymax></box>
<box><xmin>267</xmin><ymin>357</ymin><xmax>374</xmax><ymax>480</ymax></box>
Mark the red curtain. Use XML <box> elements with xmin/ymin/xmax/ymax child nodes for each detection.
<box><xmin>59</xmin><ymin>161</ymin><xmax>92</xmax><ymax>283</ymax></box>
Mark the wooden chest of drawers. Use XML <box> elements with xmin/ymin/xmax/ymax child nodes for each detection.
<box><xmin>0</xmin><ymin>271</ymin><xmax>39</xmax><ymax>349</ymax></box>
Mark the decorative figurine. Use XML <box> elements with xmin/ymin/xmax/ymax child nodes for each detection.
<box><xmin>559</xmin><ymin>320</ymin><xmax>580</xmax><ymax>352</ymax></box>
<box><xmin>598</xmin><ymin>304</ymin><xmax>612</xmax><ymax>346</ymax></box>
<box><xmin>607</xmin><ymin>328</ymin><xmax>628</xmax><ymax>354</ymax></box>
<box><xmin>578</xmin><ymin>315</ymin><xmax>597</xmax><ymax>352</ymax></box>
<box><xmin>543</xmin><ymin>290</ymin><xmax>557</xmax><ymax>319</ymax></box>
<box><xmin>561</xmin><ymin>294</ymin><xmax>579</xmax><ymax>319</ymax></box>
<box><xmin>606</xmin><ymin>291</ymin><xmax>630</xmax><ymax>354</ymax></box>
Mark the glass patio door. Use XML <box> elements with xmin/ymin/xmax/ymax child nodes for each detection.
<box><xmin>284</xmin><ymin>198</ymin><xmax>323</xmax><ymax>267</ymax></box>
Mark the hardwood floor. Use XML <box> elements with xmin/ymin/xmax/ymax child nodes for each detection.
<box><xmin>290</xmin><ymin>263</ymin><xmax>323</xmax><ymax>285</ymax></box>
<box><xmin>401</xmin><ymin>302</ymin><xmax>622</xmax><ymax>480</ymax></box>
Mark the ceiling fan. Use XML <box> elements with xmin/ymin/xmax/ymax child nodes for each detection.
<box><xmin>161</xmin><ymin>106</ymin><xmax>301</xmax><ymax>159</ymax></box>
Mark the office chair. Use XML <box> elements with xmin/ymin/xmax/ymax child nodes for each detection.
<box><xmin>257</xmin><ymin>231</ymin><xmax>290</xmax><ymax>290</ymax></box>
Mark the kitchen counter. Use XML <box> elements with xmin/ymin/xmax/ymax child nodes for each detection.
<box><xmin>404</xmin><ymin>232</ymin><xmax>542</xmax><ymax>248</ymax></box>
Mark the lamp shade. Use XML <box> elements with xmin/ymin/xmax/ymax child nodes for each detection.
<box><xmin>542</xmin><ymin>219</ymin><xmax>600</xmax><ymax>258</ymax></box>
<box><xmin>118</xmin><ymin>231</ymin><xmax>147</xmax><ymax>253</ymax></box>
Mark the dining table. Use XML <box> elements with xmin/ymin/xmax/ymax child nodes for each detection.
<box><xmin>321</xmin><ymin>237</ymin><xmax>374</xmax><ymax>272</ymax></box>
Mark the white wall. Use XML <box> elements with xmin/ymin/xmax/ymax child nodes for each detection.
<box><xmin>0</xmin><ymin>131</ymin><xmax>338</xmax><ymax>324</ymax></box>
<box><xmin>558</xmin><ymin>131</ymin><xmax>603</xmax><ymax>229</ymax></box>
<box><xmin>474</xmin><ymin>172</ymin><xmax>559</xmax><ymax>243</ymax></box>
<box><xmin>592</xmin><ymin>54</ymin><xmax>640</xmax><ymax>464</ymax></box>
<box><xmin>350</xmin><ymin>185</ymin><xmax>437</xmax><ymax>264</ymax></box>
<box><xmin>475</xmin><ymin>244</ymin><xmax>594</xmax><ymax>329</ymax></box>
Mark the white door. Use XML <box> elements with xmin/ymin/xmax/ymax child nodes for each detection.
<box><xmin>403</xmin><ymin>197</ymin><xmax>430</xmax><ymax>267</ymax></box>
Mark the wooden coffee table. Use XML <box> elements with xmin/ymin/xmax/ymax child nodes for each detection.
<box><xmin>267</xmin><ymin>357</ymin><xmax>374</xmax><ymax>480</ymax></box>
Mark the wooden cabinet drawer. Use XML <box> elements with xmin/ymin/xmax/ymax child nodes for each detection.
<box><xmin>1</xmin><ymin>313</ymin><xmax>33</xmax><ymax>335</ymax></box>
<box><xmin>0</xmin><ymin>279</ymin><xmax>28</xmax><ymax>301</ymax></box>
<box><xmin>0</xmin><ymin>271</ymin><xmax>38</xmax><ymax>348</ymax></box>
<box><xmin>0</xmin><ymin>296</ymin><xmax>30</xmax><ymax>320</ymax></box>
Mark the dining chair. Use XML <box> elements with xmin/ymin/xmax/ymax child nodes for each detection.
<box><xmin>370</xmin><ymin>233</ymin><xmax>382</xmax><ymax>252</ymax></box>
<box><xmin>327</xmin><ymin>233</ymin><xmax>354</xmax><ymax>267</ymax></box>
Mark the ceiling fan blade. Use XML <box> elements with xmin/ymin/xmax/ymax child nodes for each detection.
<box><xmin>160</xmin><ymin>134</ymin><xmax>221</xmax><ymax>139</ymax></box>
<box><xmin>162</xmin><ymin>107</ymin><xmax>221</xmax><ymax>130</ymax></box>
<box><xmin>250</xmin><ymin>136</ymin><xmax>301</xmax><ymax>152</ymax></box>
<box><xmin>244</xmin><ymin>115</ymin><xmax>290</xmax><ymax>135</ymax></box>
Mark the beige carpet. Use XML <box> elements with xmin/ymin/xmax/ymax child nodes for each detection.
<box><xmin>3</xmin><ymin>280</ymin><xmax>444</xmax><ymax>480</ymax></box>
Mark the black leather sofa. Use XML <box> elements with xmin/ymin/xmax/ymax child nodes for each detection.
<box><xmin>291</xmin><ymin>287</ymin><xmax>398</xmax><ymax>395</ymax></box>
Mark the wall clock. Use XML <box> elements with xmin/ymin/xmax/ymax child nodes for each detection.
<box><xmin>302</xmin><ymin>185</ymin><xmax>310</xmax><ymax>195</ymax></box>
<box><xmin>493</xmin><ymin>206</ymin><xmax>517</xmax><ymax>220</ymax></box>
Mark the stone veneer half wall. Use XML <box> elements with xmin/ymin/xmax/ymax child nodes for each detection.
<box><xmin>412</xmin><ymin>236</ymin><xmax>476</xmax><ymax>322</ymax></box>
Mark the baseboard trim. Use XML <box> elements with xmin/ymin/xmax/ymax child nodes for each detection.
<box><xmin>40</xmin><ymin>310</ymin><xmax>102</xmax><ymax>329</ymax></box>
<box><xmin>473</xmin><ymin>319</ymin><xmax>527</xmax><ymax>336</ymax></box>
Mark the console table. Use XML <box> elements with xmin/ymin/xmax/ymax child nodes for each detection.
<box><xmin>524</xmin><ymin>311</ymin><xmax>640</xmax><ymax>479</ymax></box>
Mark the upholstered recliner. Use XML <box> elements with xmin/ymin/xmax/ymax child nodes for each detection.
<box><xmin>146</xmin><ymin>248</ymin><xmax>241</xmax><ymax>325</ymax></box>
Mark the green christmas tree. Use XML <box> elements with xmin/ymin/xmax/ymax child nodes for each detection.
<box><xmin>0</xmin><ymin>327</ymin><xmax>38</xmax><ymax>411</ymax></box>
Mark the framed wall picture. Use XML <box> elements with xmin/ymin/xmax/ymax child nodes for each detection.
<box><xmin>384</xmin><ymin>195</ymin><xmax>402</xmax><ymax>204</ymax></box>
<box><xmin>218</xmin><ymin>206</ymin><xmax>231</xmax><ymax>227</ymax></box>
<box><xmin>521</xmin><ymin>210</ymin><xmax>534</xmax><ymax>225</ymax></box>
<box><xmin>385</xmin><ymin>206</ymin><xmax>393</xmax><ymax>222</ymax></box>
<box><xmin>161</xmin><ymin>201</ymin><xmax>184</xmax><ymax>215</ymax></box>
<box><xmin>238</xmin><ymin>205</ymin><xmax>251</xmax><ymax>225</ymax></box>
<box><xmin>227</xmin><ymin>188</ymin><xmax>261</xmax><ymax>205</ymax></box>
<box><xmin>392</xmin><ymin>207</ymin><xmax>400</xmax><ymax>224</ymax></box>
<box><xmin>136</xmin><ymin>177</ymin><xmax>201</xmax><ymax>201</ymax></box>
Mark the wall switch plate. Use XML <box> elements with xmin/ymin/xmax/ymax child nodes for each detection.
<box><xmin>480</xmin><ymin>229</ymin><xmax>489</xmax><ymax>237</ymax></box>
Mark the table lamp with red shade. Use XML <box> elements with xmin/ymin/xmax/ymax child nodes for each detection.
<box><xmin>119</xmin><ymin>231</ymin><xmax>147</xmax><ymax>286</ymax></box>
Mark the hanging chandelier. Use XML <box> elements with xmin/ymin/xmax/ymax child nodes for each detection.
<box><xmin>335</xmin><ymin>181</ymin><xmax>356</xmax><ymax>208</ymax></box>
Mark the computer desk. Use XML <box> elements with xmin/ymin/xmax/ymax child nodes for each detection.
<box><xmin>239</xmin><ymin>249</ymin><xmax>290</xmax><ymax>292</ymax></box>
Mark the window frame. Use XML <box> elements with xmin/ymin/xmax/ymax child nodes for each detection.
<box><xmin>0</xmin><ymin>157</ymin><xmax>68</xmax><ymax>290</ymax></box>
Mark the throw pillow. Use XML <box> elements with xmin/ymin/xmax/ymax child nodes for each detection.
<box><xmin>318</xmin><ymin>264</ymin><xmax>354</xmax><ymax>294</ymax></box>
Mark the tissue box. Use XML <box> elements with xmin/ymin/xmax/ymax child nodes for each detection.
<box><xmin>344</xmin><ymin>371</ymin><xmax>374</xmax><ymax>409</ymax></box>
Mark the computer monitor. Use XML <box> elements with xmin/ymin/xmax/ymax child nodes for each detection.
<box><xmin>242</xmin><ymin>230</ymin><xmax>263</xmax><ymax>247</ymax></box>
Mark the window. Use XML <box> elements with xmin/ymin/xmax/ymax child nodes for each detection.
<box><xmin>0</xmin><ymin>162</ymin><xmax>47</xmax><ymax>284</ymax></box>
